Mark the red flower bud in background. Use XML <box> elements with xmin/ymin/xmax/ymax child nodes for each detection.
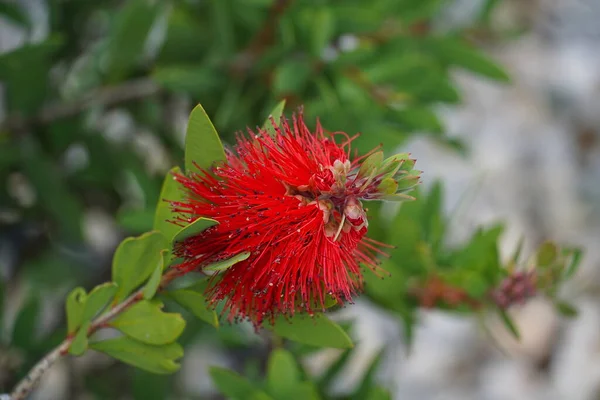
<box><xmin>170</xmin><ymin>111</ymin><xmax>420</xmax><ymax>326</ymax></box>
<box><xmin>490</xmin><ymin>270</ymin><xmax>537</xmax><ymax>309</ymax></box>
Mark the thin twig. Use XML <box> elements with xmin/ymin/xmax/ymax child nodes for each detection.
<box><xmin>229</xmin><ymin>0</ymin><xmax>295</xmax><ymax>77</ymax></box>
<box><xmin>9</xmin><ymin>268</ymin><xmax>182</xmax><ymax>400</ymax></box>
<box><xmin>1</xmin><ymin>78</ymin><xmax>160</xmax><ymax>133</ymax></box>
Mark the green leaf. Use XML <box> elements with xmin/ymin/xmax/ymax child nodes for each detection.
<box><xmin>0</xmin><ymin>280</ymin><xmax>4</xmax><ymax>340</ymax></box>
<box><xmin>110</xmin><ymin>300</ymin><xmax>186</xmax><ymax>345</ymax></box>
<box><xmin>66</xmin><ymin>287</ymin><xmax>87</xmax><ymax>335</ymax></box>
<box><xmin>152</xmin><ymin>65</ymin><xmax>220</xmax><ymax>96</ymax></box>
<box><xmin>432</xmin><ymin>38</ymin><xmax>511</xmax><ymax>83</ymax></box>
<box><xmin>69</xmin><ymin>321</ymin><xmax>90</xmax><ymax>356</ymax></box>
<box><xmin>478</xmin><ymin>0</ymin><xmax>502</xmax><ymax>23</ymax></box>
<box><xmin>166</xmin><ymin>288</ymin><xmax>218</xmax><ymax>328</ymax></box>
<box><xmin>318</xmin><ymin>348</ymin><xmax>353</xmax><ymax>390</ymax></box>
<box><xmin>143</xmin><ymin>253</ymin><xmax>165</xmax><ymax>300</ymax></box>
<box><xmin>103</xmin><ymin>0</ymin><xmax>160</xmax><ymax>81</ymax></box>
<box><xmin>173</xmin><ymin>217</ymin><xmax>218</xmax><ymax>243</ymax></box>
<box><xmin>358</xmin><ymin>152</ymin><xmax>384</xmax><ymax>177</ymax></box>
<box><xmin>307</xmin><ymin>7</ymin><xmax>335</xmax><ymax>57</ymax></box>
<box><xmin>209</xmin><ymin>366</ymin><xmax>274</xmax><ymax>400</ymax></box>
<box><xmin>90</xmin><ymin>337</ymin><xmax>183</xmax><ymax>375</ymax></box>
<box><xmin>367</xmin><ymin>386</ymin><xmax>392</xmax><ymax>400</ymax></box>
<box><xmin>117</xmin><ymin>209</ymin><xmax>155</xmax><ymax>234</ymax></box>
<box><xmin>511</xmin><ymin>236</ymin><xmax>525</xmax><ymax>263</ymax></box>
<box><xmin>395</xmin><ymin>107</ymin><xmax>443</xmax><ymax>134</ymax></box>
<box><xmin>18</xmin><ymin>136</ymin><xmax>83</xmax><ymax>240</ymax></box>
<box><xmin>82</xmin><ymin>283</ymin><xmax>118</xmax><ymax>322</ymax></box>
<box><xmin>498</xmin><ymin>309</ymin><xmax>520</xmax><ymax>339</ymax></box>
<box><xmin>0</xmin><ymin>37</ymin><xmax>63</xmax><ymax>114</ymax></box>
<box><xmin>555</xmin><ymin>301</ymin><xmax>578</xmax><ymax>318</ymax></box>
<box><xmin>271</xmin><ymin>314</ymin><xmax>353</xmax><ymax>349</ymax></box>
<box><xmin>381</xmin><ymin>193</ymin><xmax>416</xmax><ymax>202</ymax></box>
<box><xmin>185</xmin><ymin>104</ymin><xmax>226</xmax><ymax>173</ymax></box>
<box><xmin>204</xmin><ymin>252</ymin><xmax>250</xmax><ymax>273</ymax></box>
<box><xmin>0</xmin><ymin>2</ymin><xmax>30</xmax><ymax>28</ymax></box>
<box><xmin>112</xmin><ymin>231</ymin><xmax>169</xmax><ymax>303</ymax></box>
<box><xmin>267</xmin><ymin>349</ymin><xmax>300</xmax><ymax>398</ymax></box>
<box><xmin>378</xmin><ymin>178</ymin><xmax>398</xmax><ymax>195</ymax></box>
<box><xmin>154</xmin><ymin>167</ymin><xmax>185</xmax><ymax>242</ymax></box>
<box><xmin>11</xmin><ymin>295</ymin><xmax>40</xmax><ymax>349</ymax></box>
<box><xmin>536</xmin><ymin>242</ymin><xmax>558</xmax><ymax>267</ymax></box>
<box><xmin>352</xmin><ymin>349</ymin><xmax>385</xmax><ymax>400</ymax></box>
<box><xmin>132</xmin><ymin>369</ymin><xmax>171</xmax><ymax>400</ymax></box>
<box><xmin>564</xmin><ymin>248</ymin><xmax>583</xmax><ymax>280</ymax></box>
<box><xmin>273</xmin><ymin>59</ymin><xmax>312</xmax><ymax>96</ymax></box>
<box><xmin>262</xmin><ymin>100</ymin><xmax>286</xmax><ymax>137</ymax></box>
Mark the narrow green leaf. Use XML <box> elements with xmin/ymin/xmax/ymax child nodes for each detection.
<box><xmin>367</xmin><ymin>386</ymin><xmax>392</xmax><ymax>400</ymax></box>
<box><xmin>103</xmin><ymin>0</ymin><xmax>160</xmax><ymax>81</ymax></box>
<box><xmin>318</xmin><ymin>348</ymin><xmax>353</xmax><ymax>390</ymax></box>
<box><xmin>11</xmin><ymin>296</ymin><xmax>40</xmax><ymax>349</ymax></box>
<box><xmin>166</xmin><ymin>289</ymin><xmax>219</xmax><ymax>327</ymax></box>
<box><xmin>90</xmin><ymin>337</ymin><xmax>183</xmax><ymax>375</ymax></box>
<box><xmin>0</xmin><ymin>38</ymin><xmax>63</xmax><ymax>115</ymax></box>
<box><xmin>143</xmin><ymin>254</ymin><xmax>165</xmax><ymax>300</ymax></box>
<box><xmin>204</xmin><ymin>252</ymin><xmax>250</xmax><ymax>273</ymax></box>
<box><xmin>110</xmin><ymin>300</ymin><xmax>186</xmax><ymax>345</ymax></box>
<box><xmin>69</xmin><ymin>321</ymin><xmax>90</xmax><ymax>356</ymax></box>
<box><xmin>379</xmin><ymin>153</ymin><xmax>409</xmax><ymax>177</ymax></box>
<box><xmin>66</xmin><ymin>287</ymin><xmax>87</xmax><ymax>335</ymax></box>
<box><xmin>352</xmin><ymin>349</ymin><xmax>385</xmax><ymax>400</ymax></box>
<box><xmin>209</xmin><ymin>367</ymin><xmax>274</xmax><ymax>400</ymax></box>
<box><xmin>378</xmin><ymin>178</ymin><xmax>398</xmax><ymax>195</ymax></box>
<box><xmin>18</xmin><ymin>136</ymin><xmax>83</xmax><ymax>239</ymax></box>
<box><xmin>555</xmin><ymin>301</ymin><xmax>578</xmax><ymax>318</ymax></box>
<box><xmin>185</xmin><ymin>104</ymin><xmax>226</xmax><ymax>173</ymax></box>
<box><xmin>381</xmin><ymin>193</ymin><xmax>416</xmax><ymax>202</ymax></box>
<box><xmin>112</xmin><ymin>231</ymin><xmax>169</xmax><ymax>303</ymax></box>
<box><xmin>395</xmin><ymin>107</ymin><xmax>443</xmax><ymax>134</ymax></box>
<box><xmin>433</xmin><ymin>38</ymin><xmax>510</xmax><ymax>82</ymax></box>
<box><xmin>564</xmin><ymin>248</ymin><xmax>583</xmax><ymax>280</ymax></box>
<box><xmin>272</xmin><ymin>59</ymin><xmax>312</xmax><ymax>96</ymax></box>
<box><xmin>0</xmin><ymin>2</ymin><xmax>30</xmax><ymax>28</ymax></box>
<box><xmin>152</xmin><ymin>65</ymin><xmax>219</xmax><ymax>96</ymax></box>
<box><xmin>478</xmin><ymin>0</ymin><xmax>502</xmax><ymax>23</ymax></box>
<box><xmin>262</xmin><ymin>100</ymin><xmax>286</xmax><ymax>137</ymax></box>
<box><xmin>173</xmin><ymin>217</ymin><xmax>218</xmax><ymax>243</ymax></box>
<box><xmin>0</xmin><ymin>280</ymin><xmax>4</xmax><ymax>340</ymax></box>
<box><xmin>536</xmin><ymin>242</ymin><xmax>558</xmax><ymax>267</ymax></box>
<box><xmin>511</xmin><ymin>236</ymin><xmax>525</xmax><ymax>263</ymax></box>
<box><xmin>154</xmin><ymin>167</ymin><xmax>185</xmax><ymax>242</ymax></box>
<box><xmin>498</xmin><ymin>309</ymin><xmax>520</xmax><ymax>339</ymax></box>
<box><xmin>308</xmin><ymin>7</ymin><xmax>335</xmax><ymax>57</ymax></box>
<box><xmin>358</xmin><ymin>152</ymin><xmax>383</xmax><ymax>177</ymax></box>
<box><xmin>82</xmin><ymin>283</ymin><xmax>118</xmax><ymax>322</ymax></box>
<box><xmin>271</xmin><ymin>314</ymin><xmax>353</xmax><ymax>349</ymax></box>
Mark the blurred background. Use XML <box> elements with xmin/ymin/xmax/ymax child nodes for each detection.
<box><xmin>1</xmin><ymin>0</ymin><xmax>600</xmax><ymax>399</ymax></box>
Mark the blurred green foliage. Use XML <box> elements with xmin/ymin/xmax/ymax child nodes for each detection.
<box><xmin>0</xmin><ymin>0</ymin><xmax>577</xmax><ymax>399</ymax></box>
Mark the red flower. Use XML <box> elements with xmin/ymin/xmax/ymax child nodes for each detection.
<box><xmin>171</xmin><ymin>112</ymin><xmax>419</xmax><ymax>326</ymax></box>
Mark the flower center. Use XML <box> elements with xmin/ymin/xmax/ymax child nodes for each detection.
<box><xmin>284</xmin><ymin>159</ymin><xmax>367</xmax><ymax>241</ymax></box>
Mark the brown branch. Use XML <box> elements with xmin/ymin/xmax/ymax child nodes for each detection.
<box><xmin>1</xmin><ymin>78</ymin><xmax>160</xmax><ymax>132</ymax></box>
<box><xmin>229</xmin><ymin>0</ymin><xmax>295</xmax><ymax>77</ymax></box>
<box><xmin>8</xmin><ymin>268</ymin><xmax>182</xmax><ymax>400</ymax></box>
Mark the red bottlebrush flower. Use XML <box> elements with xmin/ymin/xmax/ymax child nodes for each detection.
<box><xmin>170</xmin><ymin>112</ymin><xmax>419</xmax><ymax>326</ymax></box>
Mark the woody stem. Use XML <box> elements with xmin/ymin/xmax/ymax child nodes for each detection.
<box><xmin>8</xmin><ymin>268</ymin><xmax>182</xmax><ymax>400</ymax></box>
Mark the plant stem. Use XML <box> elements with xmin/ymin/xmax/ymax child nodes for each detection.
<box><xmin>1</xmin><ymin>78</ymin><xmax>160</xmax><ymax>133</ymax></box>
<box><xmin>9</xmin><ymin>268</ymin><xmax>182</xmax><ymax>400</ymax></box>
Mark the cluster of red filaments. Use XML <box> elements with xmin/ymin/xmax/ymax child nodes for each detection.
<box><xmin>171</xmin><ymin>113</ymin><xmax>399</xmax><ymax>326</ymax></box>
